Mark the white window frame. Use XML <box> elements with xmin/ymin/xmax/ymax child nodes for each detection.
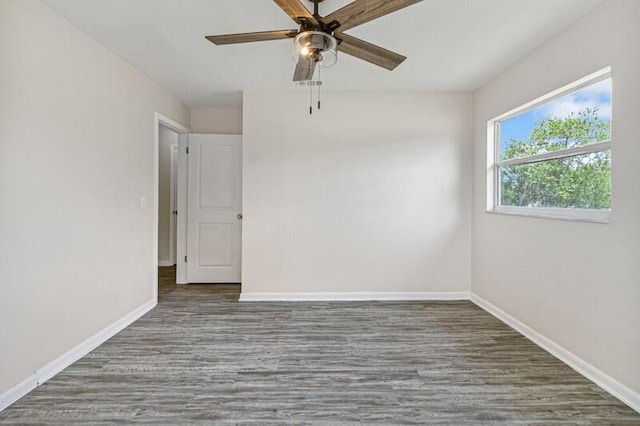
<box><xmin>486</xmin><ymin>67</ymin><xmax>612</xmax><ymax>223</ymax></box>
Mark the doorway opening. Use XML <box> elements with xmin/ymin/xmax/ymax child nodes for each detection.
<box><xmin>154</xmin><ymin>113</ymin><xmax>189</xmax><ymax>302</ymax></box>
<box><xmin>158</xmin><ymin>125</ymin><xmax>178</xmax><ymax>268</ymax></box>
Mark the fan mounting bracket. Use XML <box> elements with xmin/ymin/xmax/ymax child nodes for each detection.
<box><xmin>298</xmin><ymin>16</ymin><xmax>338</xmax><ymax>35</ymax></box>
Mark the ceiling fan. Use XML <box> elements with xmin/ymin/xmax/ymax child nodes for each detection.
<box><xmin>205</xmin><ymin>0</ymin><xmax>423</xmax><ymax>82</ymax></box>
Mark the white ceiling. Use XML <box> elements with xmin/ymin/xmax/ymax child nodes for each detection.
<box><xmin>42</xmin><ymin>0</ymin><xmax>603</xmax><ymax>109</ymax></box>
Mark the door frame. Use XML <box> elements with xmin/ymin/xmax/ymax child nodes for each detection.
<box><xmin>168</xmin><ymin>144</ymin><xmax>178</xmax><ymax>265</ymax></box>
<box><xmin>154</xmin><ymin>113</ymin><xmax>189</xmax><ymax>301</ymax></box>
<box><xmin>176</xmin><ymin>134</ymin><xmax>189</xmax><ymax>284</ymax></box>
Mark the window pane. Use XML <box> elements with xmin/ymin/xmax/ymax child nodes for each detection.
<box><xmin>500</xmin><ymin>150</ymin><xmax>611</xmax><ymax>209</ymax></box>
<box><xmin>500</xmin><ymin>78</ymin><xmax>611</xmax><ymax>161</ymax></box>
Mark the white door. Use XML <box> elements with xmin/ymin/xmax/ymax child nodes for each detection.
<box><xmin>187</xmin><ymin>134</ymin><xmax>242</xmax><ymax>282</ymax></box>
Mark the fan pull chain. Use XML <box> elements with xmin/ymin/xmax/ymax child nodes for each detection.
<box><xmin>307</xmin><ymin>67</ymin><xmax>323</xmax><ymax>115</ymax></box>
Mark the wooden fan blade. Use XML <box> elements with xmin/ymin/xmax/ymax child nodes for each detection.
<box><xmin>336</xmin><ymin>33</ymin><xmax>406</xmax><ymax>70</ymax></box>
<box><xmin>272</xmin><ymin>0</ymin><xmax>319</xmax><ymax>26</ymax></box>
<box><xmin>293</xmin><ymin>57</ymin><xmax>317</xmax><ymax>81</ymax></box>
<box><xmin>325</xmin><ymin>0</ymin><xmax>422</xmax><ymax>32</ymax></box>
<box><xmin>205</xmin><ymin>30</ymin><xmax>297</xmax><ymax>45</ymax></box>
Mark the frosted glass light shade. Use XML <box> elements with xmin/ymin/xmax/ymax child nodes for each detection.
<box><xmin>292</xmin><ymin>31</ymin><xmax>337</xmax><ymax>68</ymax></box>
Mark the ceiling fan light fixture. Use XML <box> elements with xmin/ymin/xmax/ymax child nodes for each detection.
<box><xmin>292</xmin><ymin>31</ymin><xmax>337</xmax><ymax>69</ymax></box>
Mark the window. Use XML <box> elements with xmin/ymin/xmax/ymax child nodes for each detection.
<box><xmin>488</xmin><ymin>67</ymin><xmax>612</xmax><ymax>222</ymax></box>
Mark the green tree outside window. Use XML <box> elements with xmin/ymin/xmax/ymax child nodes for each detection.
<box><xmin>500</xmin><ymin>108</ymin><xmax>611</xmax><ymax>210</ymax></box>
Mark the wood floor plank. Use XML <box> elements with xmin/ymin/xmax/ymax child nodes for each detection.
<box><xmin>1</xmin><ymin>266</ymin><xmax>638</xmax><ymax>424</ymax></box>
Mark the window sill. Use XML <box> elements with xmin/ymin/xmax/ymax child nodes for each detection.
<box><xmin>487</xmin><ymin>206</ymin><xmax>611</xmax><ymax>224</ymax></box>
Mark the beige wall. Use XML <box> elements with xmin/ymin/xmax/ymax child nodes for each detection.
<box><xmin>190</xmin><ymin>107</ymin><xmax>242</xmax><ymax>134</ymax></box>
<box><xmin>158</xmin><ymin>126</ymin><xmax>178</xmax><ymax>264</ymax></box>
<box><xmin>472</xmin><ymin>0</ymin><xmax>640</xmax><ymax>396</ymax></box>
<box><xmin>0</xmin><ymin>0</ymin><xmax>189</xmax><ymax>395</ymax></box>
<box><xmin>242</xmin><ymin>91</ymin><xmax>472</xmax><ymax>295</ymax></box>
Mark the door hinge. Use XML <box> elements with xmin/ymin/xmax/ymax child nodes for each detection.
<box><xmin>186</xmin><ymin>146</ymin><xmax>189</xmax><ymax>154</ymax></box>
<box><xmin>184</xmin><ymin>255</ymin><xmax>187</xmax><ymax>263</ymax></box>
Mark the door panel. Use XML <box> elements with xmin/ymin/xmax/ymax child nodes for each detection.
<box><xmin>200</xmin><ymin>144</ymin><xmax>233</xmax><ymax>208</ymax></box>
<box><xmin>187</xmin><ymin>134</ymin><xmax>242</xmax><ymax>283</ymax></box>
<box><xmin>198</xmin><ymin>224</ymin><xmax>232</xmax><ymax>266</ymax></box>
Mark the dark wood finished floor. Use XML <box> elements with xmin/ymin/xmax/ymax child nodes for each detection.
<box><xmin>1</xmin><ymin>267</ymin><xmax>638</xmax><ymax>425</ymax></box>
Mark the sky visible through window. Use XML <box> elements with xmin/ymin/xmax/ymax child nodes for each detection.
<box><xmin>500</xmin><ymin>78</ymin><xmax>611</xmax><ymax>152</ymax></box>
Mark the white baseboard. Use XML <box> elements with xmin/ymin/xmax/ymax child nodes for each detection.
<box><xmin>158</xmin><ymin>260</ymin><xmax>174</xmax><ymax>267</ymax></box>
<box><xmin>0</xmin><ymin>375</ymin><xmax>36</xmax><ymax>414</ymax></box>
<box><xmin>0</xmin><ymin>299</ymin><xmax>156</xmax><ymax>412</ymax></box>
<box><xmin>471</xmin><ymin>292</ymin><xmax>640</xmax><ymax>414</ymax></box>
<box><xmin>239</xmin><ymin>291</ymin><xmax>470</xmax><ymax>302</ymax></box>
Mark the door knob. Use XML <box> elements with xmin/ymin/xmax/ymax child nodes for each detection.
<box><xmin>237</xmin><ymin>213</ymin><xmax>243</xmax><ymax>220</ymax></box>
